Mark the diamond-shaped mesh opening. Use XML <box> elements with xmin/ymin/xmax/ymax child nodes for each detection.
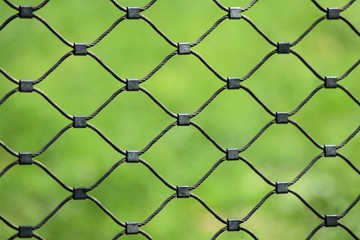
<box><xmin>92</xmin><ymin>21</ymin><xmax>173</xmax><ymax>78</ymax></box>
<box><xmin>0</xmin><ymin>21</ymin><xmax>68</xmax><ymax>78</ymax></box>
<box><xmin>292</xmin><ymin>156</ymin><xmax>360</xmax><ymax>214</ymax></box>
<box><xmin>194</xmin><ymin>161</ymin><xmax>272</xmax><ymax>219</ymax></box>
<box><xmin>39</xmin><ymin>1</ymin><xmax>119</xmax><ymax>42</ymax></box>
<box><xmin>194</xmin><ymin>90</ymin><xmax>272</xmax><ymax>148</ymax></box>
<box><xmin>245</xmin><ymin>0</ymin><xmax>321</xmax><ymax>41</ymax></box>
<box><xmin>38</xmin><ymin>57</ymin><xmax>120</xmax><ymax>115</ymax></box>
<box><xmin>142</xmin><ymin>55</ymin><xmax>223</xmax><ymax>113</ymax></box>
<box><xmin>36</xmin><ymin>200</ymin><xmax>120</xmax><ymax>239</ymax></box>
<box><xmin>0</xmin><ymin>166</ymin><xmax>68</xmax><ymax>224</ymax></box>
<box><xmin>241</xmin><ymin>124</ymin><xmax>320</xmax><ymax>181</ymax></box>
<box><xmin>145</xmin><ymin>0</ymin><xmax>222</xmax><ymax>42</ymax></box>
<box><xmin>37</xmin><ymin>129</ymin><xmax>121</xmax><ymax>186</ymax></box>
<box><xmin>292</xmin><ymin>89</ymin><xmax>360</xmax><ymax>144</ymax></box>
<box><xmin>143</xmin><ymin>126</ymin><xmax>224</xmax><ymax>185</ymax></box>
<box><xmin>91</xmin><ymin>91</ymin><xmax>173</xmax><ymax>150</ymax></box>
<box><xmin>92</xmin><ymin>164</ymin><xmax>173</xmax><ymax>221</ymax></box>
<box><xmin>294</xmin><ymin>21</ymin><xmax>360</xmax><ymax>77</ymax></box>
<box><xmin>194</xmin><ymin>20</ymin><xmax>273</xmax><ymax>77</ymax></box>
<box><xmin>142</xmin><ymin>199</ymin><xmax>224</xmax><ymax>240</ymax></box>
<box><xmin>0</xmin><ymin>93</ymin><xmax>68</xmax><ymax>151</ymax></box>
<box><xmin>243</xmin><ymin>194</ymin><xmax>321</xmax><ymax>240</ymax></box>
<box><xmin>243</xmin><ymin>55</ymin><xmax>320</xmax><ymax>111</ymax></box>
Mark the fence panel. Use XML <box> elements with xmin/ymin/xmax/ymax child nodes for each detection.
<box><xmin>0</xmin><ymin>0</ymin><xmax>359</xmax><ymax>239</ymax></box>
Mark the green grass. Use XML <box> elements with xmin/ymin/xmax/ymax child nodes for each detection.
<box><xmin>0</xmin><ymin>0</ymin><xmax>359</xmax><ymax>239</ymax></box>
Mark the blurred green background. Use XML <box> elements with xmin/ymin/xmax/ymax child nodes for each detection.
<box><xmin>0</xmin><ymin>0</ymin><xmax>359</xmax><ymax>239</ymax></box>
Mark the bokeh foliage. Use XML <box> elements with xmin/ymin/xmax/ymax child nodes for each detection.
<box><xmin>0</xmin><ymin>0</ymin><xmax>359</xmax><ymax>239</ymax></box>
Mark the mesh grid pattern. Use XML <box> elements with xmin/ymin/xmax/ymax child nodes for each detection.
<box><xmin>0</xmin><ymin>0</ymin><xmax>359</xmax><ymax>239</ymax></box>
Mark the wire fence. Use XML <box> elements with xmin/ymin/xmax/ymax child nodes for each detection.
<box><xmin>0</xmin><ymin>0</ymin><xmax>359</xmax><ymax>239</ymax></box>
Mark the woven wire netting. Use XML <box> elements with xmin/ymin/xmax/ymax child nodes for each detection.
<box><xmin>0</xmin><ymin>0</ymin><xmax>359</xmax><ymax>239</ymax></box>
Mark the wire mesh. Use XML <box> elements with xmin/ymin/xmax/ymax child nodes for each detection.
<box><xmin>0</xmin><ymin>0</ymin><xmax>359</xmax><ymax>239</ymax></box>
